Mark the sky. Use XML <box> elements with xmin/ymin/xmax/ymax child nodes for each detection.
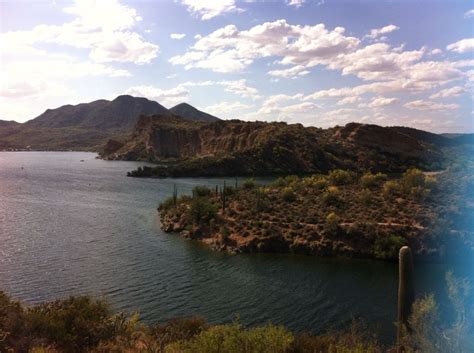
<box><xmin>0</xmin><ymin>0</ymin><xmax>473</xmax><ymax>133</ymax></box>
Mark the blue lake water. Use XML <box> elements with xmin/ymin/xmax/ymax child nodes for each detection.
<box><xmin>0</xmin><ymin>152</ymin><xmax>470</xmax><ymax>344</ymax></box>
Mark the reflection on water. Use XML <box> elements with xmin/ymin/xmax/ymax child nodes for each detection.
<box><xmin>0</xmin><ymin>152</ymin><xmax>470</xmax><ymax>344</ymax></box>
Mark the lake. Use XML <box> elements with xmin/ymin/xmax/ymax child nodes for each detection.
<box><xmin>0</xmin><ymin>152</ymin><xmax>469</xmax><ymax>344</ymax></box>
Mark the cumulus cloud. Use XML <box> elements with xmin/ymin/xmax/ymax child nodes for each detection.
<box><xmin>366</xmin><ymin>24</ymin><xmax>399</xmax><ymax>39</ymax></box>
<box><xmin>368</xmin><ymin>96</ymin><xmax>399</xmax><ymax>108</ymax></box>
<box><xmin>404</xmin><ymin>100</ymin><xmax>459</xmax><ymax>111</ymax></box>
<box><xmin>268</xmin><ymin>65</ymin><xmax>310</xmax><ymax>78</ymax></box>
<box><xmin>169</xmin><ymin>19</ymin><xmax>459</xmax><ymax>85</ymax></box>
<box><xmin>1</xmin><ymin>0</ymin><xmax>158</xmax><ymax>65</ymax></box>
<box><xmin>337</xmin><ymin>96</ymin><xmax>362</xmax><ymax>105</ymax></box>
<box><xmin>170</xmin><ymin>20</ymin><xmax>360</xmax><ymax>75</ymax></box>
<box><xmin>447</xmin><ymin>38</ymin><xmax>474</xmax><ymax>53</ymax></box>
<box><xmin>180</xmin><ymin>79</ymin><xmax>261</xmax><ymax>99</ymax></box>
<box><xmin>181</xmin><ymin>0</ymin><xmax>242</xmax><ymax>20</ymax></box>
<box><xmin>429</xmin><ymin>86</ymin><xmax>465</xmax><ymax>99</ymax></box>
<box><xmin>287</xmin><ymin>0</ymin><xmax>305</xmax><ymax>8</ymax></box>
<box><xmin>204</xmin><ymin>101</ymin><xmax>253</xmax><ymax>117</ymax></box>
<box><xmin>170</xmin><ymin>33</ymin><xmax>186</xmax><ymax>40</ymax></box>
<box><xmin>125</xmin><ymin>85</ymin><xmax>189</xmax><ymax>107</ymax></box>
<box><xmin>464</xmin><ymin>9</ymin><xmax>474</xmax><ymax>18</ymax></box>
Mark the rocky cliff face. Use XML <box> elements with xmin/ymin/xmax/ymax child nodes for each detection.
<box><xmin>102</xmin><ymin>115</ymin><xmax>445</xmax><ymax>177</ymax></box>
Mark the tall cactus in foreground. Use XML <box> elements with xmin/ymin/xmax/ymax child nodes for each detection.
<box><xmin>397</xmin><ymin>245</ymin><xmax>415</xmax><ymax>352</ymax></box>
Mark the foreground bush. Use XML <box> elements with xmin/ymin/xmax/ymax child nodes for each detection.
<box><xmin>1</xmin><ymin>279</ymin><xmax>473</xmax><ymax>353</ymax></box>
<box><xmin>169</xmin><ymin>323</ymin><xmax>293</xmax><ymax>353</ymax></box>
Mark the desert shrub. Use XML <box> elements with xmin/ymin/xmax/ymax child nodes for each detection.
<box><xmin>410</xmin><ymin>185</ymin><xmax>429</xmax><ymax>201</ymax></box>
<box><xmin>24</xmin><ymin>296</ymin><xmax>114</xmax><ymax>353</ymax></box>
<box><xmin>358</xmin><ymin>188</ymin><xmax>372</xmax><ymax>205</ymax></box>
<box><xmin>325</xmin><ymin>212</ymin><xmax>341</xmax><ymax>233</ymax></box>
<box><xmin>290</xmin><ymin>321</ymin><xmax>382</xmax><ymax>353</ymax></box>
<box><xmin>328</xmin><ymin>169</ymin><xmax>353</xmax><ymax>186</ymax></box>
<box><xmin>272</xmin><ymin>175</ymin><xmax>299</xmax><ymax>188</ymax></box>
<box><xmin>193</xmin><ymin>186</ymin><xmax>212</xmax><ymax>197</ymax></box>
<box><xmin>282</xmin><ymin>187</ymin><xmax>297</xmax><ymax>202</ymax></box>
<box><xmin>360</xmin><ymin>172</ymin><xmax>387</xmax><ymax>188</ymax></box>
<box><xmin>401</xmin><ymin>168</ymin><xmax>425</xmax><ymax>190</ymax></box>
<box><xmin>187</xmin><ymin>198</ymin><xmax>219</xmax><ymax>224</ymax></box>
<box><xmin>424</xmin><ymin>175</ymin><xmax>438</xmax><ymax>191</ymax></box>
<box><xmin>169</xmin><ymin>322</ymin><xmax>293</xmax><ymax>353</ymax></box>
<box><xmin>159</xmin><ymin>196</ymin><xmax>176</xmax><ymax>211</ymax></box>
<box><xmin>223</xmin><ymin>185</ymin><xmax>236</xmax><ymax>196</ymax></box>
<box><xmin>402</xmin><ymin>272</ymin><xmax>474</xmax><ymax>353</ymax></box>
<box><xmin>373</xmin><ymin>235</ymin><xmax>406</xmax><ymax>259</ymax></box>
<box><xmin>383</xmin><ymin>180</ymin><xmax>400</xmax><ymax>197</ymax></box>
<box><xmin>301</xmin><ymin>175</ymin><xmax>329</xmax><ymax>189</ymax></box>
<box><xmin>150</xmin><ymin>317</ymin><xmax>207</xmax><ymax>350</ymax></box>
<box><xmin>322</xmin><ymin>186</ymin><xmax>341</xmax><ymax>206</ymax></box>
<box><xmin>242</xmin><ymin>178</ymin><xmax>257</xmax><ymax>190</ymax></box>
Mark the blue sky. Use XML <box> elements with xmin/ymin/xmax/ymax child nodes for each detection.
<box><xmin>1</xmin><ymin>0</ymin><xmax>473</xmax><ymax>132</ymax></box>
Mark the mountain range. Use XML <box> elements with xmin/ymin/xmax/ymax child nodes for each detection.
<box><xmin>1</xmin><ymin>95</ymin><xmax>472</xmax><ymax>178</ymax></box>
<box><xmin>102</xmin><ymin>114</ymin><xmax>473</xmax><ymax>177</ymax></box>
<box><xmin>0</xmin><ymin>95</ymin><xmax>219</xmax><ymax>151</ymax></box>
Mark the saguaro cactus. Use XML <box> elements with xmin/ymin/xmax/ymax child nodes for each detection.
<box><xmin>397</xmin><ymin>245</ymin><xmax>415</xmax><ymax>352</ymax></box>
<box><xmin>221</xmin><ymin>181</ymin><xmax>227</xmax><ymax>212</ymax></box>
<box><xmin>173</xmin><ymin>184</ymin><xmax>178</xmax><ymax>206</ymax></box>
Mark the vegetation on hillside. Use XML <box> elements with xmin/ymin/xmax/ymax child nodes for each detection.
<box><xmin>112</xmin><ymin>119</ymin><xmax>471</xmax><ymax>177</ymax></box>
<box><xmin>1</xmin><ymin>271</ymin><xmax>472</xmax><ymax>352</ymax></box>
<box><xmin>158</xmin><ymin>159</ymin><xmax>474</xmax><ymax>260</ymax></box>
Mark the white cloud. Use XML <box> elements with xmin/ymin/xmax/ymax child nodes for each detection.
<box><xmin>181</xmin><ymin>0</ymin><xmax>242</xmax><ymax>20</ymax></box>
<box><xmin>429</xmin><ymin>86</ymin><xmax>465</xmax><ymax>99</ymax></box>
<box><xmin>125</xmin><ymin>85</ymin><xmax>189</xmax><ymax>107</ymax></box>
<box><xmin>368</xmin><ymin>96</ymin><xmax>399</xmax><ymax>108</ymax></box>
<box><xmin>337</xmin><ymin>96</ymin><xmax>362</xmax><ymax>105</ymax></box>
<box><xmin>464</xmin><ymin>9</ymin><xmax>474</xmax><ymax>18</ymax></box>
<box><xmin>204</xmin><ymin>101</ymin><xmax>253</xmax><ymax>117</ymax></box>
<box><xmin>268</xmin><ymin>65</ymin><xmax>310</xmax><ymax>78</ymax></box>
<box><xmin>170</xmin><ymin>20</ymin><xmax>360</xmax><ymax>74</ymax></box>
<box><xmin>447</xmin><ymin>38</ymin><xmax>474</xmax><ymax>53</ymax></box>
<box><xmin>287</xmin><ymin>0</ymin><xmax>305</xmax><ymax>8</ymax></box>
<box><xmin>404</xmin><ymin>100</ymin><xmax>459</xmax><ymax>111</ymax></box>
<box><xmin>1</xmin><ymin>0</ymin><xmax>159</xmax><ymax>65</ymax></box>
<box><xmin>366</xmin><ymin>25</ymin><xmax>399</xmax><ymax>39</ymax></box>
<box><xmin>180</xmin><ymin>79</ymin><xmax>260</xmax><ymax>99</ymax></box>
<box><xmin>170</xmin><ymin>33</ymin><xmax>186</xmax><ymax>40</ymax></box>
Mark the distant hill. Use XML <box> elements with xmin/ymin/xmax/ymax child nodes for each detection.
<box><xmin>102</xmin><ymin>115</ymin><xmax>450</xmax><ymax>177</ymax></box>
<box><xmin>169</xmin><ymin>103</ymin><xmax>219</xmax><ymax>122</ymax></box>
<box><xmin>0</xmin><ymin>97</ymin><xmax>219</xmax><ymax>151</ymax></box>
<box><xmin>25</xmin><ymin>95</ymin><xmax>168</xmax><ymax>131</ymax></box>
<box><xmin>0</xmin><ymin>120</ymin><xmax>20</xmax><ymax>128</ymax></box>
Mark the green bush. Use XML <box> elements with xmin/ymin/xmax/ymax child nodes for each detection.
<box><xmin>28</xmin><ymin>296</ymin><xmax>114</xmax><ymax>353</ymax></box>
<box><xmin>272</xmin><ymin>175</ymin><xmax>299</xmax><ymax>188</ymax></box>
<box><xmin>328</xmin><ymin>169</ymin><xmax>353</xmax><ymax>186</ymax></box>
<box><xmin>382</xmin><ymin>180</ymin><xmax>400</xmax><ymax>197</ymax></box>
<box><xmin>360</xmin><ymin>172</ymin><xmax>387</xmax><ymax>188</ymax></box>
<box><xmin>159</xmin><ymin>196</ymin><xmax>176</xmax><ymax>211</ymax></box>
<box><xmin>170</xmin><ymin>323</ymin><xmax>293</xmax><ymax>353</ymax></box>
<box><xmin>282</xmin><ymin>187</ymin><xmax>297</xmax><ymax>202</ymax></box>
<box><xmin>193</xmin><ymin>186</ymin><xmax>212</xmax><ymax>197</ymax></box>
<box><xmin>242</xmin><ymin>178</ymin><xmax>257</xmax><ymax>190</ymax></box>
<box><xmin>325</xmin><ymin>212</ymin><xmax>341</xmax><ymax>233</ymax></box>
<box><xmin>187</xmin><ymin>198</ymin><xmax>219</xmax><ymax>224</ymax></box>
<box><xmin>150</xmin><ymin>317</ymin><xmax>207</xmax><ymax>349</ymax></box>
<box><xmin>401</xmin><ymin>168</ymin><xmax>425</xmax><ymax>190</ymax></box>
<box><xmin>373</xmin><ymin>235</ymin><xmax>407</xmax><ymax>259</ymax></box>
<box><xmin>322</xmin><ymin>186</ymin><xmax>341</xmax><ymax>206</ymax></box>
<box><xmin>358</xmin><ymin>188</ymin><xmax>372</xmax><ymax>205</ymax></box>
